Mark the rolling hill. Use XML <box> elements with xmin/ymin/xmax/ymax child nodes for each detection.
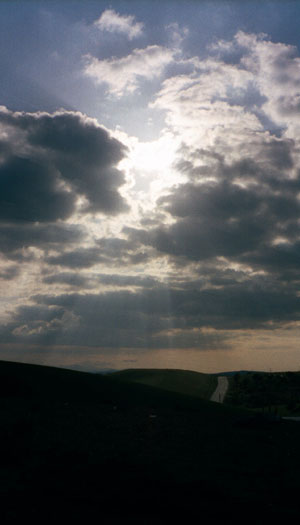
<box><xmin>1</xmin><ymin>360</ymin><xmax>300</xmax><ymax>522</ymax></box>
<box><xmin>111</xmin><ymin>368</ymin><xmax>218</xmax><ymax>400</ymax></box>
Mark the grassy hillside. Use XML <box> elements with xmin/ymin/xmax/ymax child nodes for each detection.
<box><xmin>225</xmin><ymin>371</ymin><xmax>300</xmax><ymax>416</ymax></box>
<box><xmin>112</xmin><ymin>368</ymin><xmax>218</xmax><ymax>400</ymax></box>
<box><xmin>1</xmin><ymin>360</ymin><xmax>300</xmax><ymax>522</ymax></box>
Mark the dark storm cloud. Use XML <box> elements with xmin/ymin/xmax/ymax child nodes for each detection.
<box><xmin>0</xmin><ymin>156</ymin><xmax>76</xmax><ymax>222</ymax></box>
<box><xmin>0</xmin><ymin>106</ymin><xmax>130</xmax><ymax>272</ymax></box>
<box><xmin>34</xmin><ymin>285</ymin><xmax>300</xmax><ymax>331</ymax></box>
<box><xmin>239</xmin><ymin>241</ymin><xmax>300</xmax><ymax>277</ymax></box>
<box><xmin>160</xmin><ymin>180</ymin><xmax>262</xmax><ymax>219</ymax></box>
<box><xmin>25</xmin><ymin>110</ymin><xmax>129</xmax><ymax>215</ymax></box>
<box><xmin>45</xmin><ymin>247</ymin><xmax>104</xmax><ymax>269</ymax></box>
<box><xmin>0</xmin><ymin>289</ymin><xmax>199</xmax><ymax>347</ymax></box>
<box><xmin>3</xmin><ymin>276</ymin><xmax>300</xmax><ymax>349</ymax></box>
<box><xmin>95</xmin><ymin>237</ymin><xmax>135</xmax><ymax>256</ymax></box>
<box><xmin>96</xmin><ymin>237</ymin><xmax>150</xmax><ymax>265</ymax></box>
<box><xmin>16</xmin><ymin>304</ymin><xmax>64</xmax><ymax>323</ymax></box>
<box><xmin>0</xmin><ymin>223</ymin><xmax>84</xmax><ymax>259</ymax></box>
<box><xmin>43</xmin><ymin>272</ymin><xmax>157</xmax><ymax>289</ymax></box>
<box><xmin>43</xmin><ymin>272</ymin><xmax>92</xmax><ymax>288</ymax></box>
<box><xmin>0</xmin><ymin>139</ymin><xmax>12</xmax><ymax>159</ymax></box>
<box><xmin>0</xmin><ymin>264</ymin><xmax>19</xmax><ymax>280</ymax></box>
<box><xmin>25</xmin><ymin>112</ymin><xmax>125</xmax><ymax>165</ymax></box>
<box><xmin>126</xmin><ymin>215</ymin><xmax>265</xmax><ymax>261</ymax></box>
<box><xmin>45</xmin><ymin>237</ymin><xmax>151</xmax><ymax>269</ymax></box>
<box><xmin>176</xmin><ymin>138</ymin><xmax>295</xmax><ymax>182</ymax></box>
<box><xmin>97</xmin><ymin>274</ymin><xmax>158</xmax><ymax>288</ymax></box>
<box><xmin>126</xmin><ymin>138</ymin><xmax>300</xmax><ymax>270</ymax></box>
<box><xmin>258</xmin><ymin>138</ymin><xmax>294</xmax><ymax>170</ymax></box>
<box><xmin>0</xmin><ymin>107</ymin><xmax>129</xmax><ymax>225</ymax></box>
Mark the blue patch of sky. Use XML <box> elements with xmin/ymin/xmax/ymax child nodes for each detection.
<box><xmin>1</xmin><ymin>1</ymin><xmax>299</xmax><ymax>137</ymax></box>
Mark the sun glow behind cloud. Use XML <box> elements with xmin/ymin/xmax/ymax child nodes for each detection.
<box><xmin>117</xmin><ymin>131</ymin><xmax>183</xmax><ymax>205</ymax></box>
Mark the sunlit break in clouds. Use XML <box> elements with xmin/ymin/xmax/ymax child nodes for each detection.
<box><xmin>1</xmin><ymin>0</ymin><xmax>300</xmax><ymax>373</ymax></box>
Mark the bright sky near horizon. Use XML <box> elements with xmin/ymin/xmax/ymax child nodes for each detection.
<box><xmin>1</xmin><ymin>0</ymin><xmax>300</xmax><ymax>373</ymax></box>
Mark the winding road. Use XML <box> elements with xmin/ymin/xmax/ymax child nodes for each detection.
<box><xmin>210</xmin><ymin>376</ymin><xmax>229</xmax><ymax>403</ymax></box>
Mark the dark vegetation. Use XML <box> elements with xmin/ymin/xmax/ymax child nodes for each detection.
<box><xmin>225</xmin><ymin>371</ymin><xmax>300</xmax><ymax>416</ymax></box>
<box><xmin>1</xmin><ymin>360</ymin><xmax>300</xmax><ymax>523</ymax></box>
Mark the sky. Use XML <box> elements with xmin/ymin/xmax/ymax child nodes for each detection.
<box><xmin>1</xmin><ymin>0</ymin><xmax>300</xmax><ymax>373</ymax></box>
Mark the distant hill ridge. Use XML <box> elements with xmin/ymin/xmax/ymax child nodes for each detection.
<box><xmin>111</xmin><ymin>368</ymin><xmax>218</xmax><ymax>400</ymax></box>
<box><xmin>0</xmin><ymin>360</ymin><xmax>222</xmax><ymax>411</ymax></box>
<box><xmin>0</xmin><ymin>360</ymin><xmax>258</xmax><ymax>403</ymax></box>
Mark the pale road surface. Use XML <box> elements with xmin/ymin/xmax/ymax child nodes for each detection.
<box><xmin>210</xmin><ymin>376</ymin><xmax>229</xmax><ymax>403</ymax></box>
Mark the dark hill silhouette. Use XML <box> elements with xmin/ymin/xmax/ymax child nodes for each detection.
<box><xmin>1</xmin><ymin>360</ymin><xmax>300</xmax><ymax>522</ymax></box>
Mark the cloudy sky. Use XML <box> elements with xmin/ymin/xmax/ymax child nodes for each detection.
<box><xmin>1</xmin><ymin>0</ymin><xmax>300</xmax><ymax>373</ymax></box>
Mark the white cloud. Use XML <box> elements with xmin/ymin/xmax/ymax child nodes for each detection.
<box><xmin>84</xmin><ymin>45</ymin><xmax>174</xmax><ymax>97</ymax></box>
<box><xmin>146</xmin><ymin>30</ymin><xmax>300</xmax><ymax>154</ymax></box>
<box><xmin>165</xmin><ymin>22</ymin><xmax>189</xmax><ymax>48</ymax></box>
<box><xmin>151</xmin><ymin>60</ymin><xmax>262</xmax><ymax>153</ymax></box>
<box><xmin>209</xmin><ymin>31</ymin><xmax>300</xmax><ymax>138</ymax></box>
<box><xmin>94</xmin><ymin>9</ymin><xmax>143</xmax><ymax>40</ymax></box>
<box><xmin>238</xmin><ymin>32</ymin><xmax>300</xmax><ymax>138</ymax></box>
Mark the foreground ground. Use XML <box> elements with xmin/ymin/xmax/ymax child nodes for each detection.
<box><xmin>1</xmin><ymin>361</ymin><xmax>300</xmax><ymax>523</ymax></box>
